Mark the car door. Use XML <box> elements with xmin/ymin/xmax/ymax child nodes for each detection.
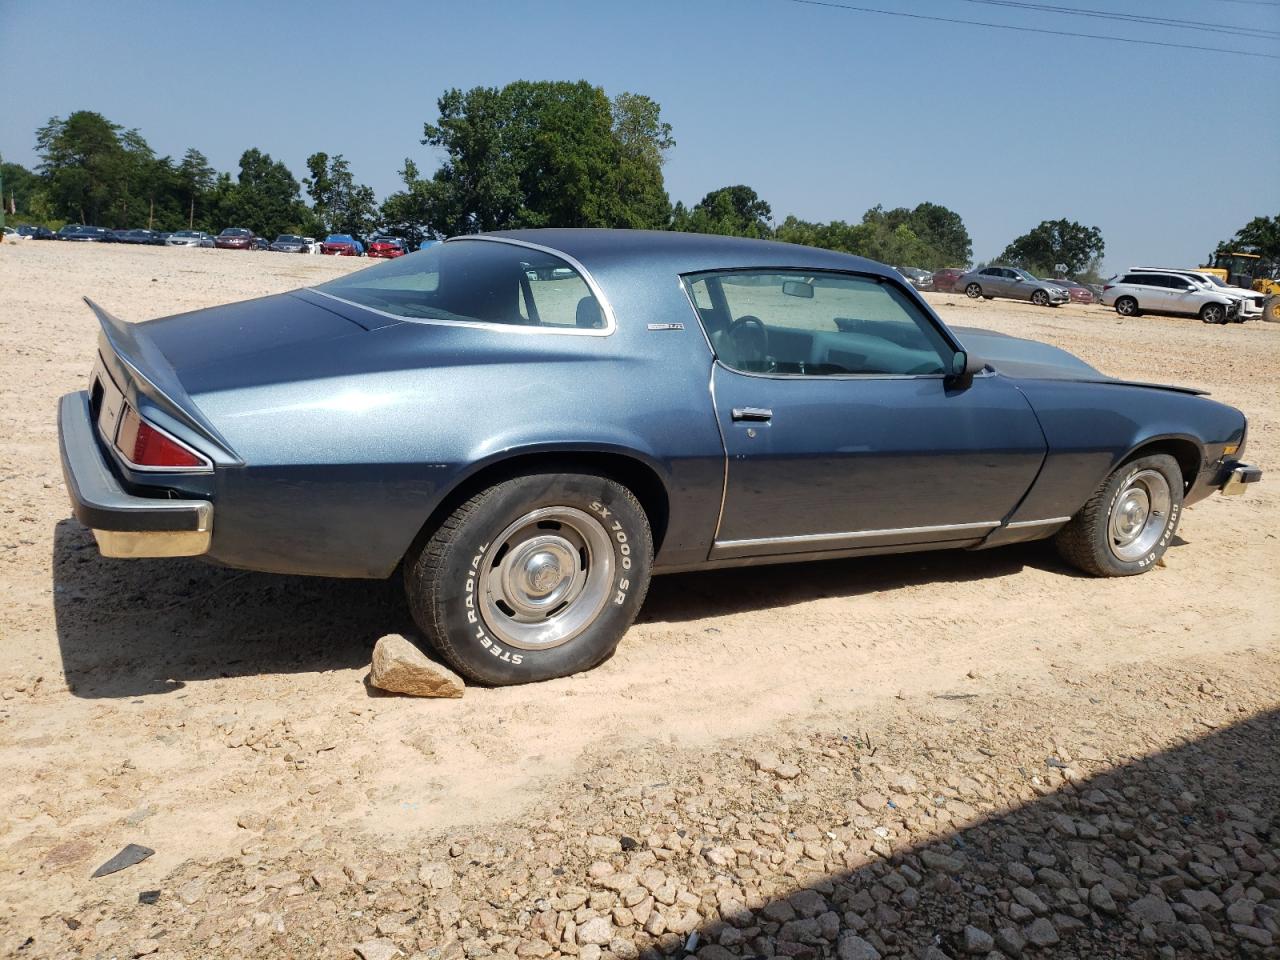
<box><xmin>687</xmin><ymin>270</ymin><xmax>1047</xmax><ymax>560</ymax></box>
<box><xmin>978</xmin><ymin>267</ymin><xmax>1004</xmax><ymax>296</ymax></box>
<box><xmin>1159</xmin><ymin>275</ymin><xmax>1203</xmax><ymax>315</ymax></box>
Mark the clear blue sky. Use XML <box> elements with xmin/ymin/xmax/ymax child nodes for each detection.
<box><xmin>2</xmin><ymin>0</ymin><xmax>1277</xmax><ymax>271</ymax></box>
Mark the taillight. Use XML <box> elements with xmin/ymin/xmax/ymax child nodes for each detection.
<box><xmin>1102</xmin><ymin>284</ymin><xmax>1113</xmax><ymax>291</ymax></box>
<box><xmin>115</xmin><ymin>406</ymin><xmax>206</xmax><ymax>469</ymax></box>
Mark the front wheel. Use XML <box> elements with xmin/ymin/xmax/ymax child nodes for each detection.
<box><xmin>965</xmin><ymin>283</ymin><xmax>982</xmax><ymax>299</ymax></box>
<box><xmin>404</xmin><ymin>472</ymin><xmax>653</xmax><ymax>685</ymax></box>
<box><xmin>1054</xmin><ymin>453</ymin><xmax>1183</xmax><ymax>577</ymax></box>
<box><xmin>1199</xmin><ymin>302</ymin><xmax>1226</xmax><ymax>325</ymax></box>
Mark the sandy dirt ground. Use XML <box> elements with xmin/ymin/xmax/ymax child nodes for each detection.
<box><xmin>0</xmin><ymin>241</ymin><xmax>1276</xmax><ymax>958</ymax></box>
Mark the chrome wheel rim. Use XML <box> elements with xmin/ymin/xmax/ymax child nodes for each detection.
<box><xmin>1203</xmin><ymin>305</ymin><xmax>1223</xmax><ymax>324</ymax></box>
<box><xmin>966</xmin><ymin>284</ymin><xmax>981</xmax><ymax>299</ymax></box>
<box><xmin>1117</xmin><ymin>299</ymin><xmax>1135</xmax><ymax>315</ymax></box>
<box><xmin>478</xmin><ymin>506</ymin><xmax>614</xmax><ymax>650</ymax></box>
<box><xmin>1108</xmin><ymin>469</ymin><xmax>1172</xmax><ymax>562</ymax></box>
<box><xmin>1032</xmin><ymin>291</ymin><xmax>1047</xmax><ymax>306</ymax></box>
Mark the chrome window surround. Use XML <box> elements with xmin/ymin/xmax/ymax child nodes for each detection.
<box><xmin>309</xmin><ymin>236</ymin><xmax>617</xmax><ymax>337</ymax></box>
<box><xmin>93</xmin><ymin>357</ymin><xmax>213</xmax><ymax>475</ymax></box>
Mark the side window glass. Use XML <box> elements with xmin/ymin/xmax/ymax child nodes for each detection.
<box><xmin>683</xmin><ymin>271</ymin><xmax>952</xmax><ymax>377</ymax></box>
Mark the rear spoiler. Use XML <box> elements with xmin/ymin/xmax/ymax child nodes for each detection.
<box><xmin>86</xmin><ymin>298</ymin><xmax>238</xmax><ymax>455</ymax></box>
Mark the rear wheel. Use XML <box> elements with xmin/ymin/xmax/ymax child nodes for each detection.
<box><xmin>1055</xmin><ymin>453</ymin><xmax>1183</xmax><ymax>577</ymax></box>
<box><xmin>1199</xmin><ymin>302</ymin><xmax>1227</xmax><ymax>325</ymax></box>
<box><xmin>404</xmin><ymin>472</ymin><xmax>653</xmax><ymax>685</ymax></box>
<box><xmin>1115</xmin><ymin>296</ymin><xmax>1139</xmax><ymax>317</ymax></box>
<box><xmin>965</xmin><ymin>283</ymin><xmax>982</xmax><ymax>299</ymax></box>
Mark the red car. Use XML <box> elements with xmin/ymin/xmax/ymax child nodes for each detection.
<box><xmin>930</xmin><ymin>267</ymin><xmax>967</xmax><ymax>293</ymax></box>
<box><xmin>320</xmin><ymin>234</ymin><xmax>363</xmax><ymax>256</ymax></box>
<box><xmin>1049</xmin><ymin>279</ymin><xmax>1097</xmax><ymax>304</ymax></box>
<box><xmin>214</xmin><ymin>227</ymin><xmax>256</xmax><ymax>250</ymax></box>
<box><xmin>367</xmin><ymin>237</ymin><xmax>407</xmax><ymax>259</ymax></box>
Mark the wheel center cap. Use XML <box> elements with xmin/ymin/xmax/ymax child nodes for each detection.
<box><xmin>525</xmin><ymin>552</ymin><xmax>563</xmax><ymax>595</ymax></box>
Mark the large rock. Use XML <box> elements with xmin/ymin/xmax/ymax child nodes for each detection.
<box><xmin>369</xmin><ymin>634</ymin><xmax>464</xmax><ymax>698</ymax></box>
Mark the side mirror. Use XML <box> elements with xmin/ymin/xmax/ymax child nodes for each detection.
<box><xmin>945</xmin><ymin>350</ymin><xmax>985</xmax><ymax>389</ymax></box>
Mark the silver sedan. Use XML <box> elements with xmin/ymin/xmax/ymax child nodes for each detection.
<box><xmin>165</xmin><ymin>231</ymin><xmax>215</xmax><ymax>248</ymax></box>
<box><xmin>957</xmin><ymin>266</ymin><xmax>1070</xmax><ymax>307</ymax></box>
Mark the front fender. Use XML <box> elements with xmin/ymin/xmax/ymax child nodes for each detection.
<box><xmin>1004</xmin><ymin>379</ymin><xmax>1245</xmax><ymax>524</ymax></box>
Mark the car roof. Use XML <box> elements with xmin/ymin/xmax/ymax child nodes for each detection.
<box><xmin>476</xmin><ymin>229</ymin><xmax>896</xmax><ymax>279</ymax></box>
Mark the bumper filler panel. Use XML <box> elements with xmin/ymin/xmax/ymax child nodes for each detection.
<box><xmin>58</xmin><ymin>391</ymin><xmax>212</xmax><ymax>557</ymax></box>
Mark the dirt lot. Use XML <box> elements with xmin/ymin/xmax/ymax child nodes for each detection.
<box><xmin>1</xmin><ymin>241</ymin><xmax>1277</xmax><ymax>958</ymax></box>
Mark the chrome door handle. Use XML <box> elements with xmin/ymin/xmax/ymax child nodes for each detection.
<box><xmin>732</xmin><ymin>406</ymin><xmax>773</xmax><ymax>422</ymax></box>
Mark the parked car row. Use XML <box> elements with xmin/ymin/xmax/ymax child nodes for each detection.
<box><xmin>1100</xmin><ymin>268</ymin><xmax>1264</xmax><ymax>324</ymax></box>
<box><xmin>4</xmin><ymin>222</ymin><xmax>423</xmax><ymax>258</ymax></box>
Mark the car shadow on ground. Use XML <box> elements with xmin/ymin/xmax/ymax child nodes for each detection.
<box><xmin>51</xmin><ymin>518</ymin><xmax>1188</xmax><ymax>699</ymax></box>
<box><xmin>639</xmin><ymin>539</ymin><xmax>1074</xmax><ymax>625</ymax></box>
<box><xmin>666</xmin><ymin>708</ymin><xmax>1279</xmax><ymax>959</ymax></box>
<box><xmin>51</xmin><ymin>519</ymin><xmax>409</xmax><ymax>699</ymax></box>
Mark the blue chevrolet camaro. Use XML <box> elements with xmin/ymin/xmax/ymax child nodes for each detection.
<box><xmin>58</xmin><ymin>230</ymin><xmax>1261</xmax><ymax>684</ymax></box>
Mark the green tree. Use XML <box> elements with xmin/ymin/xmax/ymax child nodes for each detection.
<box><xmin>217</xmin><ymin>148</ymin><xmax>311</xmax><ymax>238</ymax></box>
<box><xmin>1214</xmin><ymin>213</ymin><xmax>1280</xmax><ymax>262</ymax></box>
<box><xmin>672</xmin><ymin>185</ymin><xmax>772</xmax><ymax>238</ymax></box>
<box><xmin>378</xmin><ymin>158</ymin><xmax>437</xmax><ymax>248</ymax></box>
<box><xmin>415</xmin><ymin>80</ymin><xmax>676</xmax><ymax>235</ymax></box>
<box><xmin>176</xmin><ymin>148</ymin><xmax>216</xmax><ymax>229</ymax></box>
<box><xmin>304</xmin><ymin>152</ymin><xmax>378</xmax><ymax>238</ymax></box>
<box><xmin>35</xmin><ymin>111</ymin><xmax>128</xmax><ymax>224</ymax></box>
<box><xmin>1</xmin><ymin>161</ymin><xmax>40</xmax><ymax>217</ymax></box>
<box><xmin>608</xmin><ymin>92</ymin><xmax>674</xmax><ymax>229</ymax></box>
<box><xmin>997</xmin><ymin>219</ymin><xmax>1105</xmax><ymax>277</ymax></box>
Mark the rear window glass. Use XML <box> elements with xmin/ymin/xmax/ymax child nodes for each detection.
<box><xmin>314</xmin><ymin>239</ymin><xmax>607</xmax><ymax>331</ymax></box>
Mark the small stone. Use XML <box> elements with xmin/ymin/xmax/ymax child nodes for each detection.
<box><xmin>1231</xmin><ymin>924</ymin><xmax>1272</xmax><ymax>947</ymax></box>
<box><xmin>1226</xmin><ymin>899</ymin><xmax>1255</xmax><ymax>925</ymax></box>
<box><xmin>578</xmin><ymin>918</ymin><xmax>612</xmax><ymax>946</ymax></box>
<box><xmin>995</xmin><ymin>927</ymin><xmax>1026</xmax><ymax>957</ymax></box>
<box><xmin>775</xmin><ymin>763</ymin><xmax>802</xmax><ymax>780</ymax></box>
<box><xmin>962</xmin><ymin>926</ymin><xmax>993</xmax><ymax>954</ymax></box>
<box><xmin>1130</xmin><ymin>895</ymin><xmax>1175</xmax><ymax>925</ymax></box>
<box><xmin>91</xmin><ymin>843</ymin><xmax>155</xmax><ymax>878</ymax></box>
<box><xmin>1088</xmin><ymin>884</ymin><xmax>1117</xmax><ymax>914</ymax></box>
<box><xmin>418</xmin><ymin>861</ymin><xmax>454</xmax><ymax>890</ymax></box>
<box><xmin>132</xmin><ymin>939</ymin><xmax>160</xmax><ymax>957</ymax></box>
<box><xmin>354</xmin><ymin>941</ymin><xmax>403</xmax><ymax>960</ymax></box>
<box><xmin>753</xmin><ymin>753</ymin><xmax>781</xmax><ymax>773</ymax></box>
<box><xmin>1024</xmin><ymin>918</ymin><xmax>1058</xmax><ymax>948</ymax></box>
<box><xmin>836</xmin><ymin>933</ymin><xmax>882</xmax><ymax>960</ymax></box>
<box><xmin>369</xmin><ymin>634</ymin><xmax>464</xmax><ymax>698</ymax></box>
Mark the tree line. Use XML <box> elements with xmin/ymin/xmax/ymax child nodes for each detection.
<box><xmin>0</xmin><ymin>80</ymin><xmax>1136</xmax><ymax>279</ymax></box>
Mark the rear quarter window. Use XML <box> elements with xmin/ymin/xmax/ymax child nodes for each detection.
<box><xmin>314</xmin><ymin>239</ymin><xmax>608</xmax><ymax>332</ymax></box>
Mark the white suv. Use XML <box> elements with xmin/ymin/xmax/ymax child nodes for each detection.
<box><xmin>1130</xmin><ymin>267</ymin><xmax>1265</xmax><ymax>320</ymax></box>
<box><xmin>1101</xmin><ymin>270</ymin><xmax>1239</xmax><ymax>324</ymax></box>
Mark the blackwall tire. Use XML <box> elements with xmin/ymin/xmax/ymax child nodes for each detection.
<box><xmin>1031</xmin><ymin>289</ymin><xmax>1049</xmax><ymax>307</ymax></box>
<box><xmin>1054</xmin><ymin>453</ymin><xmax>1184</xmax><ymax>577</ymax></box>
<box><xmin>404</xmin><ymin>472</ymin><xmax>653</xmax><ymax>685</ymax></box>
<box><xmin>1115</xmin><ymin>297</ymin><xmax>1139</xmax><ymax>317</ymax></box>
<box><xmin>965</xmin><ymin>283</ymin><xmax>982</xmax><ymax>299</ymax></box>
<box><xmin>1200</xmin><ymin>303</ymin><xmax>1226</xmax><ymax>325</ymax></box>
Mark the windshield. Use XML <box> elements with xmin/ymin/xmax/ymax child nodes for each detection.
<box><xmin>220</xmin><ymin>228</ymin><xmax>249</xmax><ymax>236</ymax></box>
<box><xmin>314</xmin><ymin>238</ymin><xmax>606</xmax><ymax>330</ymax></box>
<box><xmin>1014</xmin><ymin>268</ymin><xmax>1037</xmax><ymax>281</ymax></box>
<box><xmin>275</xmin><ymin>235</ymin><xmax>302</xmax><ymax>243</ymax></box>
<box><xmin>173</xmin><ymin>231</ymin><xmax>198</xmax><ymax>237</ymax></box>
<box><xmin>325</xmin><ymin>235</ymin><xmax>354</xmax><ymax>243</ymax></box>
<box><xmin>1206</xmin><ymin>275</ymin><xmax>1228</xmax><ymax>288</ymax></box>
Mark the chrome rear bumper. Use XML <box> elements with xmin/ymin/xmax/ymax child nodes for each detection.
<box><xmin>58</xmin><ymin>391</ymin><xmax>212</xmax><ymax>557</ymax></box>
<box><xmin>1220</xmin><ymin>462</ymin><xmax>1262</xmax><ymax>497</ymax></box>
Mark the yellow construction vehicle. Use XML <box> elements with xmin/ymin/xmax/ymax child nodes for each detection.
<box><xmin>1200</xmin><ymin>251</ymin><xmax>1280</xmax><ymax>322</ymax></box>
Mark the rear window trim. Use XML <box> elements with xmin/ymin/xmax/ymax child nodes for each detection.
<box><xmin>310</xmin><ymin>236</ymin><xmax>617</xmax><ymax>337</ymax></box>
